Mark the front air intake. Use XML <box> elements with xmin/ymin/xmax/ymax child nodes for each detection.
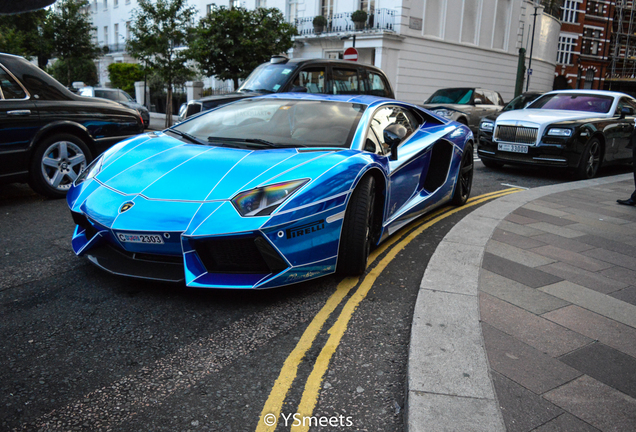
<box><xmin>193</xmin><ymin>235</ymin><xmax>288</xmax><ymax>274</ymax></box>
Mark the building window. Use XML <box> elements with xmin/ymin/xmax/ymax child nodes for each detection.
<box><xmin>126</xmin><ymin>21</ymin><xmax>131</xmax><ymax>40</ymax></box>
<box><xmin>114</xmin><ymin>0</ymin><xmax>118</xmax><ymax>7</ymax></box>
<box><xmin>423</xmin><ymin>0</ymin><xmax>444</xmax><ymax>37</ymax></box>
<box><xmin>584</xmin><ymin>69</ymin><xmax>594</xmax><ymax>89</ymax></box>
<box><xmin>562</xmin><ymin>0</ymin><xmax>581</xmax><ymax>24</ymax></box>
<box><xmin>287</xmin><ymin>0</ymin><xmax>298</xmax><ymax>23</ymax></box>
<box><xmin>586</xmin><ymin>1</ymin><xmax>603</xmax><ymax>17</ymax></box>
<box><xmin>360</xmin><ymin>0</ymin><xmax>375</xmax><ymax>14</ymax></box>
<box><xmin>103</xmin><ymin>26</ymin><xmax>109</xmax><ymax>45</ymax></box>
<box><xmin>493</xmin><ymin>0</ymin><xmax>510</xmax><ymax>50</ymax></box>
<box><xmin>114</xmin><ymin>23</ymin><xmax>119</xmax><ymax>47</ymax></box>
<box><xmin>557</xmin><ymin>34</ymin><xmax>577</xmax><ymax>65</ymax></box>
<box><xmin>321</xmin><ymin>0</ymin><xmax>334</xmax><ymax>20</ymax></box>
<box><xmin>230</xmin><ymin>0</ymin><xmax>240</xmax><ymax>9</ymax></box>
<box><xmin>206</xmin><ymin>3</ymin><xmax>215</xmax><ymax>14</ymax></box>
<box><xmin>461</xmin><ymin>0</ymin><xmax>480</xmax><ymax>44</ymax></box>
<box><xmin>255</xmin><ymin>0</ymin><xmax>265</xmax><ymax>8</ymax></box>
<box><xmin>582</xmin><ymin>28</ymin><xmax>601</xmax><ymax>55</ymax></box>
<box><xmin>103</xmin><ymin>0</ymin><xmax>108</xmax><ymax>10</ymax></box>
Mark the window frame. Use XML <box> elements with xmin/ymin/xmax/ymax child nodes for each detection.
<box><xmin>364</xmin><ymin>104</ymin><xmax>423</xmax><ymax>156</ymax></box>
<box><xmin>0</xmin><ymin>63</ymin><xmax>30</xmax><ymax>101</ymax></box>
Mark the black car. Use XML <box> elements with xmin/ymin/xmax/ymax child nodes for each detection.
<box><xmin>179</xmin><ymin>56</ymin><xmax>395</xmax><ymax>120</ymax></box>
<box><xmin>477</xmin><ymin>91</ymin><xmax>543</xmax><ymax>148</ymax></box>
<box><xmin>79</xmin><ymin>87</ymin><xmax>150</xmax><ymax>128</ymax></box>
<box><xmin>0</xmin><ymin>53</ymin><xmax>144</xmax><ymax>197</ymax></box>
<box><xmin>477</xmin><ymin>90</ymin><xmax>635</xmax><ymax>179</ymax></box>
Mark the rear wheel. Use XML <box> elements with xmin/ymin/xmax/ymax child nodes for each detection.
<box><xmin>337</xmin><ymin>176</ymin><xmax>376</xmax><ymax>276</ymax></box>
<box><xmin>575</xmin><ymin>138</ymin><xmax>602</xmax><ymax>180</ymax></box>
<box><xmin>452</xmin><ymin>143</ymin><xmax>474</xmax><ymax>206</ymax></box>
<box><xmin>29</xmin><ymin>133</ymin><xmax>91</xmax><ymax>198</ymax></box>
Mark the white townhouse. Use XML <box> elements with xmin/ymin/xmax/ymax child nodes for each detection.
<box><xmin>88</xmin><ymin>0</ymin><xmax>560</xmax><ymax>104</ymax></box>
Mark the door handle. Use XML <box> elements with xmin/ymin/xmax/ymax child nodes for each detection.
<box><xmin>7</xmin><ymin>110</ymin><xmax>31</xmax><ymax>116</ymax></box>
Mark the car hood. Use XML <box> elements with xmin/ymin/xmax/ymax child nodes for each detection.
<box><xmin>198</xmin><ymin>91</ymin><xmax>263</xmax><ymax>104</ymax></box>
<box><xmin>495</xmin><ymin>109</ymin><xmax>607</xmax><ymax>126</ymax></box>
<box><xmin>93</xmin><ymin>133</ymin><xmax>345</xmax><ymax>202</ymax></box>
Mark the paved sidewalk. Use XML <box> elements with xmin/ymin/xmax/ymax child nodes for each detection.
<box><xmin>407</xmin><ymin>174</ymin><xmax>636</xmax><ymax>432</ymax></box>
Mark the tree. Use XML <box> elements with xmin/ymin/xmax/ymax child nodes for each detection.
<box><xmin>48</xmin><ymin>0</ymin><xmax>101</xmax><ymax>87</ymax></box>
<box><xmin>127</xmin><ymin>0</ymin><xmax>196</xmax><ymax>127</ymax></box>
<box><xmin>188</xmin><ymin>6</ymin><xmax>297</xmax><ymax>90</ymax></box>
<box><xmin>108</xmin><ymin>63</ymin><xmax>145</xmax><ymax>95</ymax></box>
<box><xmin>0</xmin><ymin>9</ymin><xmax>54</xmax><ymax>68</ymax></box>
<box><xmin>49</xmin><ymin>58</ymin><xmax>98</xmax><ymax>86</ymax></box>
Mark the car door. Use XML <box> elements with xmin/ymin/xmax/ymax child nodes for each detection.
<box><xmin>366</xmin><ymin>105</ymin><xmax>427</xmax><ymax>221</ymax></box>
<box><xmin>0</xmin><ymin>63</ymin><xmax>39</xmax><ymax>179</ymax></box>
<box><xmin>331</xmin><ymin>66</ymin><xmax>360</xmax><ymax>95</ymax></box>
<box><xmin>471</xmin><ymin>90</ymin><xmax>490</xmax><ymax>130</ymax></box>
<box><xmin>614</xmin><ymin>97</ymin><xmax>636</xmax><ymax>161</ymax></box>
<box><xmin>288</xmin><ymin>65</ymin><xmax>327</xmax><ymax>94</ymax></box>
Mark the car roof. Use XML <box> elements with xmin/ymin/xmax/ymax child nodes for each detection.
<box><xmin>241</xmin><ymin>92</ymin><xmax>392</xmax><ymax>105</ymax></box>
<box><xmin>543</xmin><ymin>89</ymin><xmax>630</xmax><ymax>99</ymax></box>
<box><xmin>272</xmin><ymin>57</ymin><xmax>387</xmax><ymax>72</ymax></box>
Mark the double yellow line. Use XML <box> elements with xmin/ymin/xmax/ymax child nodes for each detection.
<box><xmin>257</xmin><ymin>188</ymin><xmax>522</xmax><ymax>431</ymax></box>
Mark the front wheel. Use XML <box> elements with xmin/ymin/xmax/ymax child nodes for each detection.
<box><xmin>337</xmin><ymin>176</ymin><xmax>376</xmax><ymax>276</ymax></box>
<box><xmin>452</xmin><ymin>143</ymin><xmax>474</xmax><ymax>206</ymax></box>
<box><xmin>575</xmin><ymin>138</ymin><xmax>602</xmax><ymax>180</ymax></box>
<box><xmin>29</xmin><ymin>134</ymin><xmax>92</xmax><ymax>198</ymax></box>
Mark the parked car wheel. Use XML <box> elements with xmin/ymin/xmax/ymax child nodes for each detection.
<box><xmin>337</xmin><ymin>175</ymin><xmax>376</xmax><ymax>276</ymax></box>
<box><xmin>452</xmin><ymin>143</ymin><xmax>474</xmax><ymax>205</ymax></box>
<box><xmin>29</xmin><ymin>134</ymin><xmax>91</xmax><ymax>198</ymax></box>
<box><xmin>575</xmin><ymin>137</ymin><xmax>602</xmax><ymax>180</ymax></box>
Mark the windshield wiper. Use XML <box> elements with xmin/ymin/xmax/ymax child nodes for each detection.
<box><xmin>239</xmin><ymin>88</ymin><xmax>274</xmax><ymax>94</ymax></box>
<box><xmin>167</xmin><ymin>129</ymin><xmax>205</xmax><ymax>145</ymax></box>
<box><xmin>207</xmin><ymin>136</ymin><xmax>305</xmax><ymax>148</ymax></box>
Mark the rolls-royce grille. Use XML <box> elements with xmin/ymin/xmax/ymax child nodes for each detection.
<box><xmin>495</xmin><ymin>126</ymin><xmax>538</xmax><ymax>144</ymax></box>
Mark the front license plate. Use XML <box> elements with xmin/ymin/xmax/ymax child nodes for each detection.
<box><xmin>117</xmin><ymin>233</ymin><xmax>164</xmax><ymax>244</ymax></box>
<box><xmin>498</xmin><ymin>143</ymin><xmax>529</xmax><ymax>153</ymax></box>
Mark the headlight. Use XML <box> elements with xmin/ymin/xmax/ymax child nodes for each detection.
<box><xmin>74</xmin><ymin>155</ymin><xmax>104</xmax><ymax>186</ymax></box>
<box><xmin>546</xmin><ymin>128</ymin><xmax>572</xmax><ymax>137</ymax></box>
<box><xmin>434</xmin><ymin>109</ymin><xmax>453</xmax><ymax>119</ymax></box>
<box><xmin>231</xmin><ymin>179</ymin><xmax>309</xmax><ymax>217</ymax></box>
<box><xmin>480</xmin><ymin>121</ymin><xmax>494</xmax><ymax>132</ymax></box>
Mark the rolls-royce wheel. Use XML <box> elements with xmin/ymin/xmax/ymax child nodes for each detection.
<box><xmin>452</xmin><ymin>143</ymin><xmax>474</xmax><ymax>206</ymax></box>
<box><xmin>575</xmin><ymin>138</ymin><xmax>602</xmax><ymax>180</ymax></box>
<box><xmin>481</xmin><ymin>158</ymin><xmax>503</xmax><ymax>169</ymax></box>
<box><xmin>337</xmin><ymin>175</ymin><xmax>376</xmax><ymax>276</ymax></box>
<box><xmin>29</xmin><ymin>133</ymin><xmax>92</xmax><ymax>198</ymax></box>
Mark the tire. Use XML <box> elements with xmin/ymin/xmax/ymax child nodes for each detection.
<box><xmin>452</xmin><ymin>143</ymin><xmax>474</xmax><ymax>206</ymax></box>
<box><xmin>575</xmin><ymin>138</ymin><xmax>602</xmax><ymax>180</ymax></box>
<box><xmin>481</xmin><ymin>158</ymin><xmax>503</xmax><ymax>169</ymax></box>
<box><xmin>29</xmin><ymin>133</ymin><xmax>92</xmax><ymax>199</ymax></box>
<box><xmin>337</xmin><ymin>175</ymin><xmax>376</xmax><ymax>276</ymax></box>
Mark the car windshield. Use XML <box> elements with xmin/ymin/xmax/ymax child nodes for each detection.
<box><xmin>237</xmin><ymin>63</ymin><xmax>299</xmax><ymax>93</ymax></box>
<box><xmin>503</xmin><ymin>94</ymin><xmax>540</xmax><ymax>112</ymax></box>
<box><xmin>425</xmin><ymin>88</ymin><xmax>474</xmax><ymax>104</ymax></box>
<box><xmin>95</xmin><ymin>89</ymin><xmax>133</xmax><ymax>103</ymax></box>
<box><xmin>172</xmin><ymin>98</ymin><xmax>366</xmax><ymax>148</ymax></box>
<box><xmin>527</xmin><ymin>93</ymin><xmax>614</xmax><ymax>113</ymax></box>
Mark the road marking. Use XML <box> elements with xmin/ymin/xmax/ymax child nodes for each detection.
<box><xmin>501</xmin><ymin>183</ymin><xmax>529</xmax><ymax>190</ymax></box>
<box><xmin>257</xmin><ymin>188</ymin><xmax>523</xmax><ymax>431</ymax></box>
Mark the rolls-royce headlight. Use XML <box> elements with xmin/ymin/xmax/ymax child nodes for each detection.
<box><xmin>434</xmin><ymin>109</ymin><xmax>453</xmax><ymax>119</ymax></box>
<box><xmin>74</xmin><ymin>155</ymin><xmax>104</xmax><ymax>186</ymax></box>
<box><xmin>546</xmin><ymin>128</ymin><xmax>572</xmax><ymax>137</ymax></box>
<box><xmin>480</xmin><ymin>120</ymin><xmax>494</xmax><ymax>132</ymax></box>
<box><xmin>232</xmin><ymin>179</ymin><xmax>309</xmax><ymax>217</ymax></box>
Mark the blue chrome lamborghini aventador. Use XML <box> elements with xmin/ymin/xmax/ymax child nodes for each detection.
<box><xmin>67</xmin><ymin>94</ymin><xmax>474</xmax><ymax>289</ymax></box>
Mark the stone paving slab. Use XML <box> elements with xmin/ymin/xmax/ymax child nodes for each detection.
<box><xmin>513</xmin><ymin>207</ymin><xmax>577</xmax><ymax>226</ymax></box>
<box><xmin>576</xmin><ymin>234</ymin><xmax>636</xmax><ymax>258</ymax></box>
<box><xmin>479</xmin><ymin>293</ymin><xmax>592</xmax><ymax>358</ymax></box>
<box><xmin>485</xmin><ymin>240</ymin><xmax>557</xmax><ymax>268</ymax></box>
<box><xmin>610</xmin><ymin>286</ymin><xmax>636</xmax><ymax>306</ymax></box>
<box><xmin>539</xmin><ymin>281</ymin><xmax>636</xmax><ymax>328</ymax></box>
<box><xmin>536</xmin><ymin>261</ymin><xmax>627</xmax><ymax>294</ymax></box>
<box><xmin>492</xmin><ymin>228</ymin><xmax>547</xmax><ymax>248</ymax></box>
<box><xmin>525</xmin><ymin>222</ymin><xmax>586</xmax><ymax>238</ymax></box>
<box><xmin>543</xmin><ymin>375</ymin><xmax>636</xmax><ymax>432</ymax></box>
<box><xmin>541</xmin><ymin>305</ymin><xmax>636</xmax><ymax>359</ymax></box>
<box><xmin>521</xmin><ymin>202</ymin><xmax>571</xmax><ymax>218</ymax></box>
<box><xmin>532</xmin><ymin>413</ymin><xmax>601</xmax><ymax>432</ymax></box>
<box><xmin>582</xmin><ymin>247</ymin><xmax>636</xmax><ymax>271</ymax></box>
<box><xmin>530</xmin><ymin>245</ymin><xmax>614</xmax><ymax>272</ymax></box>
<box><xmin>530</xmin><ymin>233</ymin><xmax>596</xmax><ymax>253</ymax></box>
<box><xmin>482</xmin><ymin>253</ymin><xmax>563</xmax><ymax>288</ymax></box>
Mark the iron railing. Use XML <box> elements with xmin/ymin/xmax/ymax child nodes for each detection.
<box><xmin>295</xmin><ymin>8</ymin><xmax>396</xmax><ymax>36</ymax></box>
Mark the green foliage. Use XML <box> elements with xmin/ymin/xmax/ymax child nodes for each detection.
<box><xmin>0</xmin><ymin>9</ymin><xmax>53</xmax><ymax>68</ymax></box>
<box><xmin>351</xmin><ymin>10</ymin><xmax>368</xmax><ymax>23</ymax></box>
<box><xmin>127</xmin><ymin>0</ymin><xmax>196</xmax><ymax>124</ymax></box>
<box><xmin>188</xmin><ymin>6</ymin><xmax>297</xmax><ymax>89</ymax></box>
<box><xmin>48</xmin><ymin>58</ymin><xmax>98</xmax><ymax>86</ymax></box>
<box><xmin>108</xmin><ymin>63</ymin><xmax>145</xmax><ymax>95</ymax></box>
<box><xmin>48</xmin><ymin>0</ymin><xmax>101</xmax><ymax>86</ymax></box>
<box><xmin>313</xmin><ymin>15</ymin><xmax>327</xmax><ymax>27</ymax></box>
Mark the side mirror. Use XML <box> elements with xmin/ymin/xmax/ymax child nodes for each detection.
<box><xmin>474</xmin><ymin>98</ymin><xmax>483</xmax><ymax>105</ymax></box>
<box><xmin>289</xmin><ymin>86</ymin><xmax>308</xmax><ymax>93</ymax></box>
<box><xmin>620</xmin><ymin>106</ymin><xmax>632</xmax><ymax>118</ymax></box>
<box><xmin>384</xmin><ymin>123</ymin><xmax>408</xmax><ymax>160</ymax></box>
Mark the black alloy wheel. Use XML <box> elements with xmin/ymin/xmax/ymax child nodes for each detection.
<box><xmin>576</xmin><ymin>138</ymin><xmax>602</xmax><ymax>180</ymax></box>
<box><xmin>452</xmin><ymin>143</ymin><xmax>474</xmax><ymax>206</ymax></box>
<box><xmin>337</xmin><ymin>175</ymin><xmax>376</xmax><ymax>276</ymax></box>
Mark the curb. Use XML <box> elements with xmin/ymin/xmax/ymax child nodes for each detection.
<box><xmin>405</xmin><ymin>173</ymin><xmax>633</xmax><ymax>432</ymax></box>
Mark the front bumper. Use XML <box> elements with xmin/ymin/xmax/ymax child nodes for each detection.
<box><xmin>477</xmin><ymin>131</ymin><xmax>579</xmax><ymax>168</ymax></box>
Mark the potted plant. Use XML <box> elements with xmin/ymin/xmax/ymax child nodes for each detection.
<box><xmin>351</xmin><ymin>10</ymin><xmax>367</xmax><ymax>30</ymax></box>
<box><xmin>313</xmin><ymin>15</ymin><xmax>327</xmax><ymax>34</ymax></box>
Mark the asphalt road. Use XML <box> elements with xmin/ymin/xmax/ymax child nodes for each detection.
<box><xmin>0</xmin><ymin>159</ymin><xmax>631</xmax><ymax>432</ymax></box>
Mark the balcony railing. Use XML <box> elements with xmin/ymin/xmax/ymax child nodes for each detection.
<box><xmin>102</xmin><ymin>43</ymin><xmax>126</xmax><ymax>54</ymax></box>
<box><xmin>295</xmin><ymin>8</ymin><xmax>396</xmax><ymax>37</ymax></box>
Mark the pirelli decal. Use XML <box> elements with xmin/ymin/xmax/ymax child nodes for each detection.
<box><xmin>286</xmin><ymin>219</ymin><xmax>325</xmax><ymax>239</ymax></box>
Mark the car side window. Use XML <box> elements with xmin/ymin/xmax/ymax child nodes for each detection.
<box><xmin>332</xmin><ymin>68</ymin><xmax>359</xmax><ymax>95</ymax></box>
<box><xmin>367</xmin><ymin>106</ymin><xmax>421</xmax><ymax>155</ymax></box>
<box><xmin>496</xmin><ymin>92</ymin><xmax>505</xmax><ymax>105</ymax></box>
<box><xmin>0</xmin><ymin>66</ymin><xmax>27</xmax><ymax>100</ymax></box>
<box><xmin>617</xmin><ymin>97</ymin><xmax>636</xmax><ymax>116</ymax></box>
<box><xmin>485</xmin><ymin>91</ymin><xmax>498</xmax><ymax>105</ymax></box>
<box><xmin>291</xmin><ymin>67</ymin><xmax>326</xmax><ymax>94</ymax></box>
<box><xmin>364</xmin><ymin>71</ymin><xmax>390</xmax><ymax>97</ymax></box>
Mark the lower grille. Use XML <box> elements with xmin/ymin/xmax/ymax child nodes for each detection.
<box><xmin>71</xmin><ymin>211</ymin><xmax>98</xmax><ymax>239</ymax></box>
<box><xmin>495</xmin><ymin>125</ymin><xmax>538</xmax><ymax>144</ymax></box>
<box><xmin>193</xmin><ymin>235</ymin><xmax>287</xmax><ymax>274</ymax></box>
